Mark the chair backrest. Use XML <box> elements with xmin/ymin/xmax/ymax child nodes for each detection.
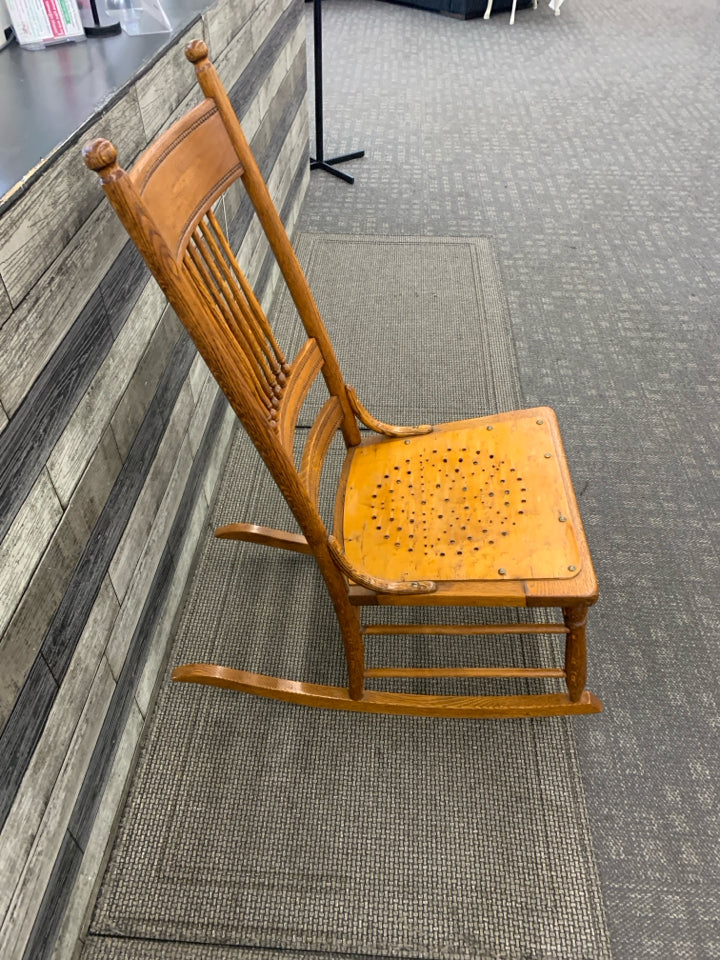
<box><xmin>83</xmin><ymin>40</ymin><xmax>360</xmax><ymax>554</ymax></box>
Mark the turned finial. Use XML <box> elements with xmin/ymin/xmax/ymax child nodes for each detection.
<box><xmin>185</xmin><ymin>39</ymin><xmax>209</xmax><ymax>64</ymax></box>
<box><xmin>82</xmin><ymin>138</ymin><xmax>118</xmax><ymax>173</ymax></box>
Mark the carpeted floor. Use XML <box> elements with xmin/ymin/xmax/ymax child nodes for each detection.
<box><xmin>83</xmin><ymin>236</ymin><xmax>611</xmax><ymax>959</ymax></box>
<box><xmin>280</xmin><ymin>234</ymin><xmax>522</xmax><ymax>423</ymax></box>
<box><xmin>293</xmin><ymin>2</ymin><xmax>720</xmax><ymax>958</ymax></box>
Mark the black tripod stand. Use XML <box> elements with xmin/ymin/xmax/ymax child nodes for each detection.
<box><xmin>309</xmin><ymin>0</ymin><xmax>364</xmax><ymax>184</ymax></box>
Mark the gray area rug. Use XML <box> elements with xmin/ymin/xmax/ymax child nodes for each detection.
<box><xmin>282</xmin><ymin>235</ymin><xmax>520</xmax><ymax>424</ymax></box>
<box><xmin>84</xmin><ymin>236</ymin><xmax>611</xmax><ymax>960</ymax></box>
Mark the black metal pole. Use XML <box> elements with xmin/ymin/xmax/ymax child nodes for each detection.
<box><xmin>84</xmin><ymin>0</ymin><xmax>121</xmax><ymax>36</ymax></box>
<box><xmin>309</xmin><ymin>0</ymin><xmax>365</xmax><ymax>184</ymax></box>
<box><xmin>313</xmin><ymin>0</ymin><xmax>324</xmax><ymax>163</ymax></box>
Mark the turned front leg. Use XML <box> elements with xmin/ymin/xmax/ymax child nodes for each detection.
<box><xmin>563</xmin><ymin>604</ymin><xmax>588</xmax><ymax>702</ymax></box>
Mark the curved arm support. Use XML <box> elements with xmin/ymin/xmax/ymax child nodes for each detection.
<box><xmin>347</xmin><ymin>386</ymin><xmax>433</xmax><ymax>438</ymax></box>
<box><xmin>327</xmin><ymin>535</ymin><xmax>437</xmax><ymax>595</ymax></box>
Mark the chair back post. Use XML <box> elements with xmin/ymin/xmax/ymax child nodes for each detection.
<box><xmin>185</xmin><ymin>40</ymin><xmax>362</xmax><ymax>449</ymax></box>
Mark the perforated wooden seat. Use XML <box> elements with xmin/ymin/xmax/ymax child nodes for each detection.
<box><xmin>83</xmin><ymin>39</ymin><xmax>602</xmax><ymax>719</ymax></box>
<box><xmin>341</xmin><ymin>409</ymin><xmax>586</xmax><ymax>585</ymax></box>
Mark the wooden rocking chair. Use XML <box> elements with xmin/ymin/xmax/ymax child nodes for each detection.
<box><xmin>83</xmin><ymin>40</ymin><xmax>601</xmax><ymax>718</ymax></box>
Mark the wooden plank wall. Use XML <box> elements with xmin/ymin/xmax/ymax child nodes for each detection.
<box><xmin>0</xmin><ymin>0</ymin><xmax>309</xmax><ymax>956</ymax></box>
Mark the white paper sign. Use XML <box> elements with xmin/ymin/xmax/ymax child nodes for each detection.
<box><xmin>5</xmin><ymin>0</ymin><xmax>84</xmax><ymax>47</ymax></box>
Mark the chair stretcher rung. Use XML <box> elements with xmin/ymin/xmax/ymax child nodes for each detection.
<box><xmin>364</xmin><ymin>666</ymin><xmax>566</xmax><ymax>679</ymax></box>
<box><xmin>363</xmin><ymin>623</ymin><xmax>569</xmax><ymax>636</ymax></box>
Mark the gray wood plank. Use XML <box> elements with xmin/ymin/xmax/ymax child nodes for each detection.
<box><xmin>227</xmin><ymin>0</ymin><xmax>302</xmax><ymax>133</ymax></box>
<box><xmin>68</xmin><ymin>375</ymin><xmax>230</xmax><ymax>852</ymax></box>
<box><xmin>48</xmin><ymin>702</ymin><xmax>143</xmax><ymax>960</ymax></box>
<box><xmin>0</xmin><ymin>428</ymin><xmax>122</xmax><ymax>732</ymax></box>
<box><xmin>208</xmin><ymin>0</ymin><xmax>302</xmax><ymax>238</ymax></box>
<box><xmin>0</xmin><ymin>658</ymin><xmax>57</xmax><ymax>832</ymax></box>
<box><xmin>135</xmin><ymin>24</ymin><xmax>206</xmax><ymax>141</ymax></box>
<box><xmin>109</xmin><ymin>377</ymin><xmax>195</xmax><ymax>602</ymax></box>
<box><xmin>0</xmin><ymin>578</ymin><xmax>118</xmax><ymax>930</ymax></box>
<box><xmin>0</xmin><ymin>470</ymin><xmax>62</xmax><ymax>639</ymax></box>
<box><xmin>211</xmin><ymin>13</ymin><xmax>256</xmax><ymax>113</ymax></box>
<box><xmin>0</xmin><ymin>286</ymin><xmax>114</xmax><ymax>544</ymax></box>
<box><xmin>22</xmin><ymin>830</ymin><xmax>82</xmax><ymax>960</ymax></box>
<box><xmin>0</xmin><ymin>276</ymin><xmax>10</xmax><ymax>326</ymax></box>
<box><xmin>203</xmin><ymin>0</ymin><xmax>254</xmax><ymax>60</ymax></box>
<box><xmin>107</xmin><ymin>431</ymin><xmax>194</xmax><ymax>676</ymax></box>
<box><xmin>0</xmin><ymin>335</ymin><xmax>193</xmax><ymax>840</ymax></box>
<box><xmin>0</xmin><ymin>92</ymin><xmax>146</xmax><ymax>309</ymax></box>
<box><xmin>255</xmin><ymin>13</ymin><xmax>305</xmax><ymax>134</ymax></box>
<box><xmin>40</xmin><ymin>333</ymin><xmax>196</xmax><ymax>685</ymax></box>
<box><xmin>134</xmin><ymin>491</ymin><xmax>209</xmax><ymax>717</ymax></box>
<box><xmin>0</xmin><ymin>657</ymin><xmax>115</xmax><ymax>959</ymax></box>
<box><xmin>108</xmin><ymin>376</ymin><xmax>194</xmax><ymax>604</ymax></box>
<box><xmin>141</xmin><ymin>74</ymin><xmax>206</xmax><ymax>146</ymax></box>
<box><xmin>247</xmin><ymin>41</ymin><xmax>306</xmax><ymax>190</ymax></box>
<box><xmin>187</xmin><ymin>375</ymin><xmax>220</xmax><ymax>456</ymax></box>
<box><xmin>46</xmin><ymin>276</ymin><xmax>166</xmax><ymax>506</ymax></box>
<box><xmin>99</xmin><ymin>241</ymin><xmax>150</xmax><ymax>340</ymax></box>
<box><xmin>67</xmin><ymin>549</ymin><xmax>173</xmax><ymax>850</ymax></box>
<box><xmin>109</xmin><ymin>305</ymin><xmax>184</xmax><ymax>461</ymax></box>
<box><xmin>202</xmin><ymin>401</ymin><xmax>235</xmax><ymax>512</ymax></box>
<box><xmin>188</xmin><ymin>352</ymin><xmax>212</xmax><ymax>404</ymax></box>
<box><xmin>252</xmin><ymin>148</ymin><xmax>307</xmax><ymax>314</ymax></box>
<box><xmin>0</xmin><ymin>200</ymin><xmax>126</xmax><ymax>416</ymax></box>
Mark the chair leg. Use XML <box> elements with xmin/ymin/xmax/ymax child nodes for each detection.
<box><xmin>483</xmin><ymin>0</ymin><xmax>493</xmax><ymax>19</ymax></box>
<box><xmin>510</xmin><ymin>0</ymin><xmax>518</xmax><ymax>24</ymax></box>
<box><xmin>563</xmin><ymin>604</ymin><xmax>588</xmax><ymax>702</ymax></box>
<box><xmin>336</xmin><ymin>604</ymin><xmax>365</xmax><ymax>701</ymax></box>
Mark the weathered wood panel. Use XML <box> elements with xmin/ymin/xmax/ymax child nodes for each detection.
<box><xmin>213</xmin><ymin>10</ymin><xmax>258</xmax><ymax>105</ymax></box>
<box><xmin>187</xmin><ymin>376</ymin><xmax>220</xmax><ymax>456</ymax></box>
<box><xmin>0</xmin><ymin>471</ymin><xmax>62</xmax><ymax>639</ymax></box>
<box><xmin>99</xmin><ymin>241</ymin><xmax>150</xmax><ymax>339</ymax></box>
<box><xmin>0</xmin><ymin>278</ymin><xmax>10</xmax><ymax>327</ymax></box>
<box><xmin>67</xmin><ymin>547</ymin><xmax>173</xmax><ymax>851</ymax></box>
<box><xmin>136</xmin><ymin>24</ymin><xmax>207</xmax><ymax>141</ymax></box>
<box><xmin>107</xmin><ymin>435</ymin><xmax>194</xmax><ymax>679</ymax></box>
<box><xmin>29</xmin><ymin>832</ymin><xmax>83</xmax><ymax>960</ymax></box>
<box><xmin>188</xmin><ymin>352</ymin><xmax>212</xmax><ymax>404</ymax></box>
<box><xmin>135</xmin><ymin>493</ymin><xmax>209</xmax><ymax>717</ymax></box>
<box><xmin>108</xmin><ymin>380</ymin><xmax>195</xmax><ymax>604</ymax></box>
<box><xmin>0</xmin><ymin>287</ymin><xmax>114</xmax><ymax>544</ymax></box>
<box><xmin>109</xmin><ymin>306</ymin><xmax>184</xmax><ymax>461</ymax></box>
<box><xmin>40</xmin><ymin>336</ymin><xmax>195</xmax><ymax>684</ymax></box>
<box><xmin>0</xmin><ymin>201</ymin><xmax>127</xmax><ymax>417</ymax></box>
<box><xmin>46</xmin><ymin>277</ymin><xmax>167</xmax><ymax>506</ymax></box>
<box><xmin>201</xmin><ymin>397</ymin><xmax>235</xmax><ymax>510</ymax></box>
<box><xmin>0</xmin><ymin>429</ymin><xmax>122</xmax><ymax>731</ymax></box>
<box><xmin>228</xmin><ymin>0</ymin><xmax>302</xmax><ymax>129</ymax></box>
<box><xmin>0</xmin><ymin>92</ymin><xmax>146</xmax><ymax>310</ymax></box>
<box><xmin>228</xmin><ymin>42</ymin><xmax>307</xmax><ymax>251</ymax></box>
<box><xmin>0</xmin><ymin>579</ymin><xmax>118</xmax><ymax>925</ymax></box>
<box><xmin>48</xmin><ymin>702</ymin><xmax>143</xmax><ymax>960</ymax></box>
<box><xmin>0</xmin><ymin>0</ymin><xmax>309</xmax><ymax>954</ymax></box>
<box><xmin>0</xmin><ymin>658</ymin><xmax>115</xmax><ymax>958</ymax></box>
<box><xmin>204</xmin><ymin>0</ymin><xmax>255</xmax><ymax>56</ymax></box>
